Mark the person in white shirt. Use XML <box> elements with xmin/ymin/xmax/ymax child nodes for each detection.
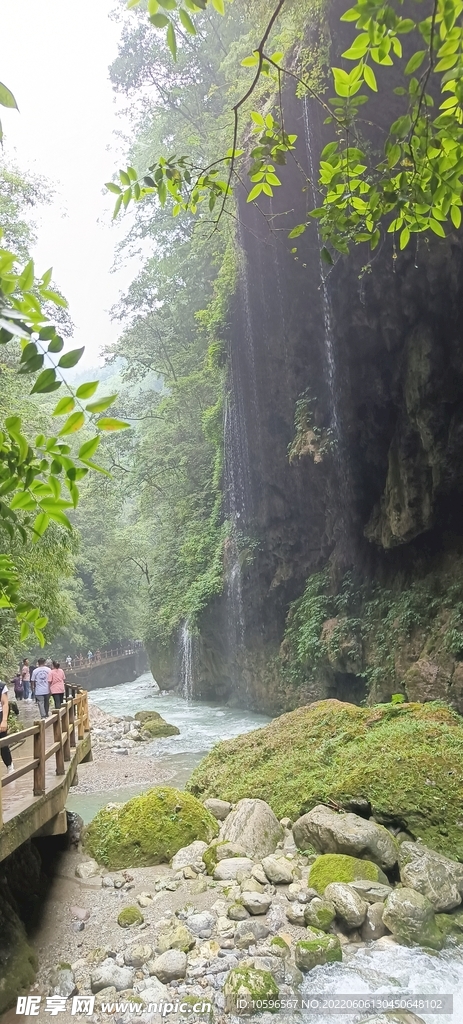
<box><xmin>0</xmin><ymin>681</ymin><xmax>14</xmax><ymax>774</ymax></box>
<box><xmin>31</xmin><ymin>658</ymin><xmax>51</xmax><ymax>718</ymax></box>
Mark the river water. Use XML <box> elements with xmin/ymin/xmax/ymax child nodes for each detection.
<box><xmin>66</xmin><ymin>671</ymin><xmax>270</xmax><ymax>821</ymax></box>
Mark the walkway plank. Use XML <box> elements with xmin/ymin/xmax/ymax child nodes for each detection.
<box><xmin>0</xmin><ymin>690</ymin><xmax>92</xmax><ymax>861</ymax></box>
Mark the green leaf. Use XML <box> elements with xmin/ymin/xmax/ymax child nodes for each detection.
<box><xmin>247</xmin><ymin>183</ymin><xmax>263</xmax><ymax>202</ymax></box>
<box><xmin>58</xmin><ymin>412</ymin><xmax>85</xmax><ymax>436</ymax></box>
<box><xmin>340</xmin><ymin>7</ymin><xmax>360</xmax><ymax>21</ymax></box>
<box><xmin>404</xmin><ymin>50</ymin><xmax>426</xmax><ymax>74</ymax></box>
<box><xmin>179</xmin><ymin>8</ymin><xmax>196</xmax><ymax>33</ymax></box>
<box><xmin>10</xmin><ymin>492</ymin><xmax>37</xmax><ymax>511</ymax></box>
<box><xmin>58</xmin><ymin>347</ymin><xmax>85</xmax><ymax>369</ymax></box>
<box><xmin>429</xmin><ymin>218</ymin><xmax>446</xmax><ymax>237</ymax></box>
<box><xmin>211</xmin><ymin>0</ymin><xmax>225</xmax><ymax>12</ymax></box>
<box><xmin>30</xmin><ymin>369</ymin><xmax>56</xmax><ymax>394</ymax></box>
<box><xmin>19</xmin><ymin>259</ymin><xmax>34</xmax><ymax>291</ymax></box>
<box><xmin>399</xmin><ymin>226</ymin><xmax>410</xmax><ymax>249</ymax></box>
<box><xmin>38</xmin><ymin>326</ymin><xmax>56</xmax><ymax>341</ymax></box>
<box><xmin>76</xmin><ymin>381</ymin><xmax>99</xmax><ymax>399</ymax></box>
<box><xmin>96</xmin><ymin>418</ymin><xmax>131</xmax><ymax>431</ymax></box>
<box><xmin>46</xmin><ymin>508</ymin><xmax>72</xmax><ymax>530</ymax></box>
<box><xmin>167</xmin><ymin>21</ymin><xmax>177</xmax><ymax>60</ymax></box>
<box><xmin>451</xmin><ymin>205</ymin><xmax>462</xmax><ymax>229</ymax></box>
<box><xmin>85</xmin><ymin>394</ymin><xmax>117</xmax><ymax>414</ymax></box>
<box><xmin>363</xmin><ymin>64</ymin><xmax>377</xmax><ymax>91</ymax></box>
<box><xmin>113</xmin><ymin>195</ymin><xmax>123</xmax><ymax>220</ymax></box>
<box><xmin>78</xmin><ymin>437</ymin><xmax>100</xmax><ymax>461</ymax></box>
<box><xmin>288</xmin><ymin>223</ymin><xmax>306</xmax><ymax>238</ymax></box>
<box><xmin>150</xmin><ymin>12</ymin><xmax>169</xmax><ymax>26</ymax></box>
<box><xmin>106</xmin><ymin>182</ymin><xmax>122</xmax><ymax>194</ymax></box>
<box><xmin>40</xmin><ymin>289</ymin><xmax>68</xmax><ymax>308</ymax></box>
<box><xmin>48</xmin><ymin>335</ymin><xmax>64</xmax><ymax>353</ymax></box>
<box><xmin>32</xmin><ymin>512</ymin><xmax>50</xmax><ymax>541</ymax></box>
<box><xmin>5</xmin><ymin>415</ymin><xmax>21</xmax><ymax>431</ymax></box>
<box><xmin>53</xmin><ymin>396</ymin><xmax>75</xmax><ymax>416</ymax></box>
<box><xmin>158</xmin><ymin>0</ymin><xmax>177</xmax><ymax>7</ymax></box>
<box><xmin>241</xmin><ymin>54</ymin><xmax>259</xmax><ymax>67</ymax></box>
<box><xmin>20</xmin><ymin>342</ymin><xmax>37</xmax><ymax>364</ymax></box>
<box><xmin>321</xmin><ymin>247</ymin><xmax>334</xmax><ymax>265</ymax></box>
<box><xmin>19</xmin><ymin>621</ymin><xmax>30</xmax><ymax>642</ymax></box>
<box><xmin>127</xmin><ymin>0</ymin><xmax>141</xmax><ymax>6</ymax></box>
<box><xmin>18</xmin><ymin>353</ymin><xmax>43</xmax><ymax>374</ymax></box>
<box><xmin>396</xmin><ymin>18</ymin><xmax>415</xmax><ymax>32</ymax></box>
<box><xmin>0</xmin><ymin>82</ymin><xmax>18</xmax><ymax>109</ymax></box>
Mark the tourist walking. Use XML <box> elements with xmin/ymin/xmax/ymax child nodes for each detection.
<box><xmin>21</xmin><ymin>658</ymin><xmax>31</xmax><ymax>700</ymax></box>
<box><xmin>31</xmin><ymin>658</ymin><xmax>51</xmax><ymax>718</ymax></box>
<box><xmin>49</xmin><ymin>661</ymin><xmax>66</xmax><ymax>709</ymax></box>
<box><xmin>12</xmin><ymin>672</ymin><xmax>24</xmax><ymax>700</ymax></box>
<box><xmin>0</xmin><ymin>680</ymin><xmax>14</xmax><ymax>774</ymax></box>
<box><xmin>65</xmin><ymin>655</ymin><xmax>72</xmax><ymax>669</ymax></box>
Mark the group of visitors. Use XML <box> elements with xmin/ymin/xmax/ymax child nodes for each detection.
<box><xmin>1</xmin><ymin>658</ymin><xmax>67</xmax><ymax>777</ymax></box>
<box><xmin>12</xmin><ymin>658</ymin><xmax>66</xmax><ymax>716</ymax></box>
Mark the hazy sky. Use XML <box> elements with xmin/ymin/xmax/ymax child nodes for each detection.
<box><xmin>2</xmin><ymin>0</ymin><xmax>139</xmax><ymax>367</ymax></box>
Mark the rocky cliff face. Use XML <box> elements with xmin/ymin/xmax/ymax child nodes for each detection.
<box><xmin>151</xmin><ymin>7</ymin><xmax>463</xmax><ymax>714</ymax></box>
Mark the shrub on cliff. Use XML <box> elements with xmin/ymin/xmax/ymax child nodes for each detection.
<box><xmin>188</xmin><ymin>699</ymin><xmax>463</xmax><ymax>860</ymax></box>
<box><xmin>84</xmin><ymin>787</ymin><xmax>219</xmax><ymax>869</ymax></box>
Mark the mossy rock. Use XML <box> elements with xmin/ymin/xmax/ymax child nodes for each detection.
<box><xmin>117</xmin><ymin>906</ymin><xmax>144</xmax><ymax>928</ymax></box>
<box><xmin>295</xmin><ymin>930</ymin><xmax>342</xmax><ymax>972</ymax></box>
<box><xmin>202</xmin><ymin>840</ymin><xmax>243</xmax><ymax>876</ymax></box>
<box><xmin>134</xmin><ymin>711</ymin><xmax>162</xmax><ymax>723</ymax></box>
<box><xmin>140</xmin><ymin>717</ymin><xmax>180</xmax><ymax>739</ymax></box>
<box><xmin>84</xmin><ymin>786</ymin><xmax>219</xmax><ymax>869</ymax></box>
<box><xmin>309</xmin><ymin>854</ymin><xmax>388</xmax><ymax>894</ymax></box>
<box><xmin>223</xmin><ymin>967</ymin><xmax>279</xmax><ymax>1014</ymax></box>
<box><xmin>303</xmin><ymin>897</ymin><xmax>336</xmax><ymax>931</ymax></box>
<box><xmin>188</xmin><ymin>698</ymin><xmax>463</xmax><ymax>859</ymax></box>
<box><xmin>270</xmin><ymin>936</ymin><xmax>290</xmax><ymax>957</ymax></box>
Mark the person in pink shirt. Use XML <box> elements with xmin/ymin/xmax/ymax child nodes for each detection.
<box><xmin>49</xmin><ymin>661</ymin><xmax>66</xmax><ymax>709</ymax></box>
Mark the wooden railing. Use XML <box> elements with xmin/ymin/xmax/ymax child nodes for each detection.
<box><xmin>0</xmin><ymin>683</ymin><xmax>90</xmax><ymax>827</ymax></box>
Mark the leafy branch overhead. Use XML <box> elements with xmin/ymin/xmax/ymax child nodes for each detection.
<box><xmin>112</xmin><ymin>0</ymin><xmax>463</xmax><ymax>255</ymax></box>
<box><xmin>126</xmin><ymin>0</ymin><xmax>229</xmax><ymax>60</ymax></box>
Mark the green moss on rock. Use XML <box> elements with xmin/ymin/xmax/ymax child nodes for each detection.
<box><xmin>117</xmin><ymin>906</ymin><xmax>144</xmax><ymax>928</ymax></box>
<box><xmin>224</xmin><ymin>968</ymin><xmax>279</xmax><ymax>1014</ymax></box>
<box><xmin>84</xmin><ymin>786</ymin><xmax>219</xmax><ymax>869</ymax></box>
<box><xmin>188</xmin><ymin>699</ymin><xmax>463</xmax><ymax>859</ymax></box>
<box><xmin>309</xmin><ymin>854</ymin><xmax>387</xmax><ymax>894</ymax></box>
<box><xmin>134</xmin><ymin>711</ymin><xmax>162</xmax><ymax>723</ymax></box>
<box><xmin>303</xmin><ymin>897</ymin><xmax>336</xmax><ymax>931</ymax></box>
<box><xmin>140</xmin><ymin>717</ymin><xmax>180</xmax><ymax>738</ymax></box>
<box><xmin>295</xmin><ymin>930</ymin><xmax>342</xmax><ymax>972</ymax></box>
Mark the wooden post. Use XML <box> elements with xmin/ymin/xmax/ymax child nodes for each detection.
<box><xmin>69</xmin><ymin>695</ymin><xmax>76</xmax><ymax>748</ymax></box>
<box><xmin>83</xmin><ymin>691</ymin><xmax>90</xmax><ymax>732</ymax></box>
<box><xmin>77</xmin><ymin>694</ymin><xmax>84</xmax><ymax>740</ymax></box>
<box><xmin>54</xmin><ymin>709</ymin><xmax>65</xmax><ymax>776</ymax></box>
<box><xmin>0</xmin><ymin>773</ymin><xmax>3</xmax><ymax>828</ymax></box>
<box><xmin>33</xmin><ymin>720</ymin><xmax>46</xmax><ymax>796</ymax></box>
<box><xmin>63</xmin><ymin>702</ymin><xmax>71</xmax><ymax>761</ymax></box>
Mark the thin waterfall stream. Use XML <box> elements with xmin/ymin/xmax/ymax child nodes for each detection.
<box><xmin>180</xmin><ymin>621</ymin><xmax>194</xmax><ymax>701</ymax></box>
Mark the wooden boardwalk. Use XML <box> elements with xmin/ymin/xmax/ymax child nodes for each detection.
<box><xmin>0</xmin><ymin>686</ymin><xmax>92</xmax><ymax>862</ymax></box>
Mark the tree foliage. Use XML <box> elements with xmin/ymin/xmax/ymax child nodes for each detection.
<box><xmin>110</xmin><ymin>0</ymin><xmax>463</xmax><ymax>257</ymax></box>
<box><xmin>0</xmin><ymin>77</ymin><xmax>128</xmax><ymax>644</ymax></box>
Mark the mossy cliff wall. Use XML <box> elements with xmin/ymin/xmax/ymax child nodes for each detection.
<box><xmin>150</xmin><ymin>3</ymin><xmax>463</xmax><ymax>713</ymax></box>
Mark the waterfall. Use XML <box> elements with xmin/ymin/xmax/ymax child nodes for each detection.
<box><xmin>180</xmin><ymin>622</ymin><xmax>194</xmax><ymax>701</ymax></box>
<box><xmin>302</xmin><ymin>96</ymin><xmax>342</xmax><ymax>444</ymax></box>
<box><xmin>223</xmin><ymin>396</ymin><xmax>246</xmax><ymax>657</ymax></box>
